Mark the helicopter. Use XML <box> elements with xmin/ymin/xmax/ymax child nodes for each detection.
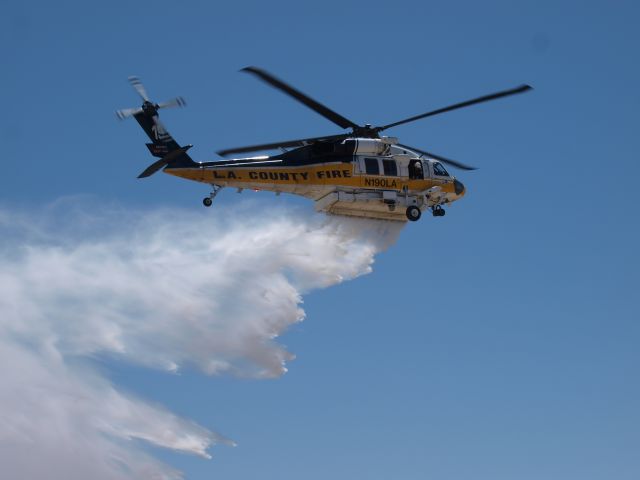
<box><xmin>117</xmin><ymin>68</ymin><xmax>532</xmax><ymax>221</ymax></box>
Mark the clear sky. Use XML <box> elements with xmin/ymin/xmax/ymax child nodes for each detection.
<box><xmin>1</xmin><ymin>0</ymin><xmax>639</xmax><ymax>479</ymax></box>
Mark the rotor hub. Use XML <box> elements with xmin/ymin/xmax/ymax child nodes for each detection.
<box><xmin>142</xmin><ymin>101</ymin><xmax>158</xmax><ymax>116</ymax></box>
<box><xmin>352</xmin><ymin>124</ymin><xmax>379</xmax><ymax>139</ymax></box>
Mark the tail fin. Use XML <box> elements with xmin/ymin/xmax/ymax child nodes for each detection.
<box><xmin>132</xmin><ymin>111</ymin><xmax>198</xmax><ymax>178</ymax></box>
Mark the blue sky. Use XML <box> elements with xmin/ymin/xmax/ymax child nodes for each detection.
<box><xmin>1</xmin><ymin>0</ymin><xmax>639</xmax><ymax>479</ymax></box>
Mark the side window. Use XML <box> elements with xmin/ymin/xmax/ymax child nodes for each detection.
<box><xmin>382</xmin><ymin>159</ymin><xmax>397</xmax><ymax>176</ymax></box>
<box><xmin>365</xmin><ymin>158</ymin><xmax>379</xmax><ymax>175</ymax></box>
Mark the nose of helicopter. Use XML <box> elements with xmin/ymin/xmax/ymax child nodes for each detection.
<box><xmin>453</xmin><ymin>179</ymin><xmax>465</xmax><ymax>197</ymax></box>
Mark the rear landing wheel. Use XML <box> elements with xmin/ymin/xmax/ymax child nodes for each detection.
<box><xmin>406</xmin><ymin>206</ymin><xmax>421</xmax><ymax>221</ymax></box>
<box><xmin>203</xmin><ymin>197</ymin><xmax>213</xmax><ymax>207</ymax></box>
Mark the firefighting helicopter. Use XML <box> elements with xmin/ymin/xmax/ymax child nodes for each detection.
<box><xmin>116</xmin><ymin>68</ymin><xmax>532</xmax><ymax>221</ymax></box>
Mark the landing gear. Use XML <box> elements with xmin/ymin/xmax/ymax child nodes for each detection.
<box><xmin>203</xmin><ymin>184</ymin><xmax>223</xmax><ymax>208</ymax></box>
<box><xmin>431</xmin><ymin>205</ymin><xmax>446</xmax><ymax>217</ymax></box>
<box><xmin>406</xmin><ymin>206</ymin><xmax>421</xmax><ymax>221</ymax></box>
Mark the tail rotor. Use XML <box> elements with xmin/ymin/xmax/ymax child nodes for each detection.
<box><xmin>116</xmin><ymin>75</ymin><xmax>197</xmax><ymax>178</ymax></box>
<box><xmin>115</xmin><ymin>76</ymin><xmax>186</xmax><ymax>121</ymax></box>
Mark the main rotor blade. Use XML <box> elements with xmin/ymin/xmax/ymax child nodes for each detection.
<box><xmin>217</xmin><ymin>133</ymin><xmax>349</xmax><ymax>157</ymax></box>
<box><xmin>378</xmin><ymin>84</ymin><xmax>533</xmax><ymax>131</ymax></box>
<box><xmin>242</xmin><ymin>66</ymin><xmax>359</xmax><ymax>130</ymax></box>
<box><xmin>397</xmin><ymin>143</ymin><xmax>477</xmax><ymax>171</ymax></box>
<box><xmin>128</xmin><ymin>76</ymin><xmax>150</xmax><ymax>102</ymax></box>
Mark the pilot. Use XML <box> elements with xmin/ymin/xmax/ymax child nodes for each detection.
<box><xmin>414</xmin><ymin>161</ymin><xmax>423</xmax><ymax>179</ymax></box>
<box><xmin>409</xmin><ymin>160</ymin><xmax>423</xmax><ymax>180</ymax></box>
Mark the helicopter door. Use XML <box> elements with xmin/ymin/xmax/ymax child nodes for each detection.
<box><xmin>422</xmin><ymin>160</ymin><xmax>432</xmax><ymax>179</ymax></box>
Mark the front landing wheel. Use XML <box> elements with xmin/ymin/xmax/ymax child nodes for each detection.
<box><xmin>203</xmin><ymin>197</ymin><xmax>213</xmax><ymax>207</ymax></box>
<box><xmin>406</xmin><ymin>206</ymin><xmax>421</xmax><ymax>221</ymax></box>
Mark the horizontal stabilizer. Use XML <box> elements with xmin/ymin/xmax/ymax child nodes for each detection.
<box><xmin>138</xmin><ymin>145</ymin><xmax>193</xmax><ymax>178</ymax></box>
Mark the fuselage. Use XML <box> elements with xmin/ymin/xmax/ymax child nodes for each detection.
<box><xmin>164</xmin><ymin>139</ymin><xmax>465</xmax><ymax>204</ymax></box>
<box><xmin>160</xmin><ymin>138</ymin><xmax>465</xmax><ymax>221</ymax></box>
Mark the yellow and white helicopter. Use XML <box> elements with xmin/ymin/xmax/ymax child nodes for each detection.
<box><xmin>117</xmin><ymin>68</ymin><xmax>531</xmax><ymax>221</ymax></box>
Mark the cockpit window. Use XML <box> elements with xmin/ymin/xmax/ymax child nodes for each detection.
<box><xmin>433</xmin><ymin>162</ymin><xmax>449</xmax><ymax>176</ymax></box>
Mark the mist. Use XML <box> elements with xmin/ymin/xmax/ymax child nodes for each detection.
<box><xmin>0</xmin><ymin>199</ymin><xmax>402</xmax><ymax>479</ymax></box>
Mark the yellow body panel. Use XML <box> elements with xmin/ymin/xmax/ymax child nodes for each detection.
<box><xmin>165</xmin><ymin>162</ymin><xmax>456</xmax><ymax>197</ymax></box>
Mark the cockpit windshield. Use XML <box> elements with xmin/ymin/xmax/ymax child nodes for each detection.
<box><xmin>433</xmin><ymin>162</ymin><xmax>449</xmax><ymax>177</ymax></box>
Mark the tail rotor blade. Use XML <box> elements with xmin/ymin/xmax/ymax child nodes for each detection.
<box><xmin>128</xmin><ymin>76</ymin><xmax>150</xmax><ymax>102</ymax></box>
<box><xmin>157</xmin><ymin>97</ymin><xmax>187</xmax><ymax>109</ymax></box>
<box><xmin>116</xmin><ymin>107</ymin><xmax>142</xmax><ymax>120</ymax></box>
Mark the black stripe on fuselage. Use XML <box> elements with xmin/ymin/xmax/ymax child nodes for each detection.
<box><xmin>194</xmin><ymin>155</ymin><xmax>354</xmax><ymax>170</ymax></box>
